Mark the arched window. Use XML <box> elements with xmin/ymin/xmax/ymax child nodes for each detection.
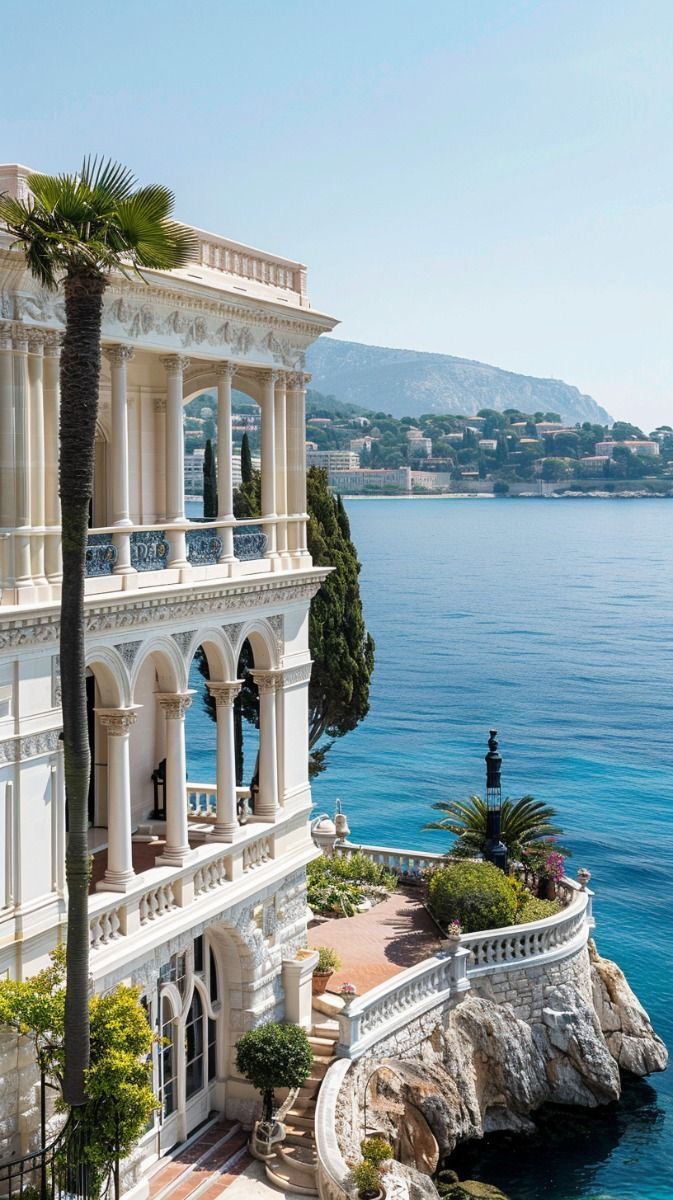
<box><xmin>160</xmin><ymin>996</ymin><xmax>176</xmax><ymax>1117</ymax></box>
<box><xmin>185</xmin><ymin>989</ymin><xmax>204</xmax><ymax>1100</ymax></box>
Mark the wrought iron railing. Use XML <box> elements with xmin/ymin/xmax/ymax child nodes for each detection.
<box><xmin>0</xmin><ymin>1109</ymin><xmax>120</xmax><ymax>1200</ymax></box>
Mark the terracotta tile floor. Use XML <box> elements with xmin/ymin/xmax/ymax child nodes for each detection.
<box><xmin>308</xmin><ymin>887</ymin><xmax>441</xmax><ymax>994</ymax></box>
<box><xmin>89</xmin><ymin>836</ymin><xmax>201</xmax><ymax>894</ymax></box>
<box><xmin>148</xmin><ymin>1118</ymin><xmax>249</xmax><ymax>1200</ymax></box>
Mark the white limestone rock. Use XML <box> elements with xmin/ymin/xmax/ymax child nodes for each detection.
<box><xmin>539</xmin><ymin>983</ymin><xmax>620</xmax><ymax>1105</ymax></box>
<box><xmin>589</xmin><ymin>943</ymin><xmax>668</xmax><ymax>1076</ymax></box>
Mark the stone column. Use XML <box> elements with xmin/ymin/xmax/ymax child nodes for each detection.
<box><xmin>287</xmin><ymin>372</ymin><xmax>310</xmax><ymax>557</ymax></box>
<box><xmin>251</xmin><ymin>671</ymin><xmax>279</xmax><ymax>819</ymax></box>
<box><xmin>215</xmin><ymin>363</ymin><xmax>236</xmax><ymax>562</ymax></box>
<box><xmin>207</xmin><ymin>681</ymin><xmax>242</xmax><ymax>841</ymax></box>
<box><xmin>12</xmin><ymin>326</ymin><xmax>32</xmax><ymax>590</ymax></box>
<box><xmin>259</xmin><ymin>370</ymin><xmax>278</xmax><ymax>559</ymax></box>
<box><xmin>161</xmin><ymin>356</ymin><xmax>189</xmax><ymax>568</ymax></box>
<box><xmin>156</xmin><ymin>693</ymin><xmax>193</xmax><ymax>866</ymax></box>
<box><xmin>97</xmin><ymin>709</ymin><xmax>137</xmax><ymax>891</ymax></box>
<box><xmin>274</xmin><ymin>373</ymin><xmax>289</xmax><ymax>558</ymax></box>
<box><xmin>43</xmin><ymin>333</ymin><xmax>62</xmax><ymax>583</ymax></box>
<box><xmin>0</xmin><ymin>324</ymin><xmax>15</xmax><ymax>538</ymax></box>
<box><xmin>104</xmin><ymin>344</ymin><xmax>135</xmax><ymax>575</ymax></box>
<box><xmin>27</xmin><ymin>331</ymin><xmax>47</xmax><ymax>589</ymax></box>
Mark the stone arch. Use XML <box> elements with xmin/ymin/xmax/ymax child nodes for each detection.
<box><xmin>184</xmin><ymin>626</ymin><xmax>236</xmax><ymax>683</ymax></box>
<box><xmin>182</xmin><ymin>371</ymin><xmax>262</xmax><ymax>409</ymax></box>
<box><xmin>130</xmin><ymin>635</ymin><xmax>188</xmax><ymax>701</ymax></box>
<box><xmin>232</xmin><ymin>619</ymin><xmax>279</xmax><ymax>672</ymax></box>
<box><xmin>84</xmin><ymin>644</ymin><xmax>130</xmax><ymax>708</ymax></box>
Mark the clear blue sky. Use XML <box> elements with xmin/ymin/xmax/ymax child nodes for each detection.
<box><xmin>2</xmin><ymin>0</ymin><xmax>672</xmax><ymax>427</ymax></box>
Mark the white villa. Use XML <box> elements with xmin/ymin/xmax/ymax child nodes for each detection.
<box><xmin>0</xmin><ymin>163</ymin><xmax>337</xmax><ymax>1174</ymax></box>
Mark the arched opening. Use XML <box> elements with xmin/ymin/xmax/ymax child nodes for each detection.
<box><xmin>154</xmin><ymin>922</ymin><xmax>247</xmax><ymax>1150</ymax></box>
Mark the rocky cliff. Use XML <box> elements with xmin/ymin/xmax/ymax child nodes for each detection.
<box><xmin>335</xmin><ymin>942</ymin><xmax>666</xmax><ymax>1188</ymax></box>
<box><xmin>306</xmin><ymin>338</ymin><xmax>612</xmax><ymax>425</ymax></box>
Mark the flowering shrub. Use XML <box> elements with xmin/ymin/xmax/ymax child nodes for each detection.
<box><xmin>522</xmin><ymin>840</ymin><xmax>566</xmax><ymax>881</ymax></box>
<box><xmin>446</xmin><ymin>919</ymin><xmax>463</xmax><ymax>938</ymax></box>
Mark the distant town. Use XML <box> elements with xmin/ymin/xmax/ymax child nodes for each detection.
<box><xmin>183</xmin><ymin>390</ymin><xmax>673</xmax><ymax>499</ymax></box>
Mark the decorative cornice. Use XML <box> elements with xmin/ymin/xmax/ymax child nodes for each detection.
<box><xmin>207</xmin><ymin>681</ymin><xmax>242</xmax><ymax>707</ymax></box>
<box><xmin>0</xmin><ymin>728</ymin><xmax>62</xmax><ymax>764</ymax></box>
<box><xmin>97</xmin><ymin>709</ymin><xmax>138</xmax><ymax>735</ymax></box>
<box><xmin>157</xmin><ymin>692</ymin><xmax>192</xmax><ymax>719</ymax></box>
<box><xmin>0</xmin><ymin>573</ymin><xmax>328</xmax><ymax>651</ymax></box>
<box><xmin>103</xmin><ymin>343</ymin><xmax>135</xmax><ymax>366</ymax></box>
<box><xmin>280</xmin><ymin>662</ymin><xmax>313</xmax><ymax>688</ymax></box>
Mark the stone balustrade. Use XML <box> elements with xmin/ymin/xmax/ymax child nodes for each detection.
<box><xmin>195</xmin><ymin>232</ymin><xmax>307</xmax><ymax>302</ymax></box>
<box><xmin>84</xmin><ymin>517</ymin><xmax>273</xmax><ymax>583</ymax></box>
<box><xmin>335</xmin><ymin>948</ymin><xmax>470</xmax><ymax>1060</ymax></box>
<box><xmin>187</xmin><ymin>783</ymin><xmax>250</xmax><ymax>820</ymax></box>
<box><xmin>336</xmin><ymin>841</ymin><xmax>452</xmax><ymax>878</ymax></box>
<box><xmin>88</xmin><ymin>823</ymin><xmax>277</xmax><ymax>953</ymax></box>
<box><xmin>460</xmin><ymin>884</ymin><xmax>594</xmax><ymax>977</ymax></box>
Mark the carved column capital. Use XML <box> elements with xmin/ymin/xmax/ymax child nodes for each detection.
<box><xmin>97</xmin><ymin>708</ymin><xmax>138</xmax><ymax>735</ymax></box>
<box><xmin>207</xmin><ymin>680</ymin><xmax>243</xmax><ymax>707</ymax></box>
<box><xmin>43</xmin><ymin>331</ymin><xmax>63</xmax><ymax>357</ymax></box>
<box><xmin>104</xmin><ymin>343</ymin><xmax>135</xmax><ymax>366</ymax></box>
<box><xmin>27</xmin><ymin>329</ymin><xmax>45</xmax><ymax>354</ymax></box>
<box><xmin>250</xmin><ymin>670</ymin><xmax>281</xmax><ymax>695</ymax></box>
<box><xmin>11</xmin><ymin>324</ymin><xmax>29</xmax><ymax>352</ymax></box>
<box><xmin>287</xmin><ymin>371</ymin><xmax>311</xmax><ymax>390</ymax></box>
<box><xmin>214</xmin><ymin>361</ymin><xmax>237</xmax><ymax>381</ymax></box>
<box><xmin>157</xmin><ymin>692</ymin><xmax>193</xmax><ymax>719</ymax></box>
<box><xmin>160</xmin><ymin>354</ymin><xmax>190</xmax><ymax>376</ymax></box>
<box><xmin>0</xmin><ymin>322</ymin><xmax>12</xmax><ymax>350</ymax></box>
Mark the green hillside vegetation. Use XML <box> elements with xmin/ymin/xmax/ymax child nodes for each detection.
<box><xmin>305</xmin><ymin>391</ymin><xmax>673</xmax><ymax>490</ymax></box>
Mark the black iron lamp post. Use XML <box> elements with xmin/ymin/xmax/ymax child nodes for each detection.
<box><xmin>484</xmin><ymin>728</ymin><xmax>508</xmax><ymax>871</ymax></box>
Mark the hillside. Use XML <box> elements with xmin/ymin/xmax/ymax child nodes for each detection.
<box><xmin>306</xmin><ymin>338</ymin><xmax>612</xmax><ymax>425</ymax></box>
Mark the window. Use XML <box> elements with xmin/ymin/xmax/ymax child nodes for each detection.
<box><xmin>185</xmin><ymin>990</ymin><xmax>204</xmax><ymax>1100</ymax></box>
<box><xmin>208</xmin><ymin>1018</ymin><xmax>217</xmax><ymax>1081</ymax></box>
<box><xmin>208</xmin><ymin>946</ymin><xmax>218</xmax><ymax>1003</ymax></box>
<box><xmin>194</xmin><ymin>935</ymin><xmax>204</xmax><ymax>974</ymax></box>
<box><xmin>160</xmin><ymin>952</ymin><xmax>188</xmax><ymax>997</ymax></box>
<box><xmin>160</xmin><ymin>998</ymin><xmax>176</xmax><ymax>1118</ymax></box>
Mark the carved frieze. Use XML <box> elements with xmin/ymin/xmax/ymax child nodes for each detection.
<box><xmin>0</xmin><ymin>728</ymin><xmax>62</xmax><ymax>764</ymax></box>
<box><xmin>280</xmin><ymin>662</ymin><xmax>313</xmax><ymax>688</ymax></box>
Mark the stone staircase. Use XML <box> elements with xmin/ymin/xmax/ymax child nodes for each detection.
<box><xmin>264</xmin><ymin>994</ymin><xmax>343</xmax><ymax>1196</ymax></box>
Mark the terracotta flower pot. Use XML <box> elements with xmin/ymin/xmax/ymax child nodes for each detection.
<box><xmin>312</xmin><ymin>970</ymin><xmax>332</xmax><ymax>995</ymax></box>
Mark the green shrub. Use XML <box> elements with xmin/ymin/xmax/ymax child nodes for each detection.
<box><xmin>515</xmin><ymin>896</ymin><xmax>562</xmax><ymax>924</ymax></box>
<box><xmin>307</xmin><ymin>853</ymin><xmax>397</xmax><ymax>917</ymax></box>
<box><xmin>235</xmin><ymin>1022</ymin><xmax>313</xmax><ymax>1119</ymax></box>
<box><xmin>361</xmin><ymin>1136</ymin><xmax>392</xmax><ymax>1166</ymax></box>
<box><xmin>351</xmin><ymin>1160</ymin><xmax>383</xmax><ymax>1198</ymax></box>
<box><xmin>308</xmin><ymin>876</ymin><xmax>363</xmax><ymax>917</ymax></box>
<box><xmin>316</xmin><ymin>946</ymin><xmax>341</xmax><ymax>974</ymax></box>
<box><xmin>427</xmin><ymin>861</ymin><xmax>518</xmax><ymax>933</ymax></box>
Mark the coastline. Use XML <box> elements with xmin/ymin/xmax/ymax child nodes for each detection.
<box><xmin>342</xmin><ymin>491</ymin><xmax>673</xmax><ymax>500</ymax></box>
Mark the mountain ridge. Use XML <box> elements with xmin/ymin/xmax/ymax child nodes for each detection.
<box><xmin>306</xmin><ymin>337</ymin><xmax>612</xmax><ymax>425</ymax></box>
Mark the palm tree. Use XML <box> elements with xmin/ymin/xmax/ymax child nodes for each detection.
<box><xmin>0</xmin><ymin>159</ymin><xmax>197</xmax><ymax>1107</ymax></box>
<box><xmin>424</xmin><ymin>794</ymin><xmax>567</xmax><ymax>859</ymax></box>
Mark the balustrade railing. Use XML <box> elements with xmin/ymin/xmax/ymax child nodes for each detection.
<box><xmin>195</xmin><ymin>232</ymin><xmax>307</xmax><ymax>300</ymax></box>
<box><xmin>85</xmin><ymin>518</ymin><xmax>274</xmax><ymax>578</ymax></box>
<box><xmin>336</xmin><ymin>841</ymin><xmax>452</xmax><ymax>879</ymax></box>
<box><xmin>460</xmin><ymin>885</ymin><xmax>592</xmax><ymax>976</ymax></box>
<box><xmin>89</xmin><ymin>823</ymin><xmax>277</xmax><ymax>953</ymax></box>
<box><xmin>187</xmin><ymin>784</ymin><xmax>250</xmax><ymax>819</ymax></box>
<box><xmin>336</xmin><ymin>949</ymin><xmax>470</xmax><ymax>1059</ymax></box>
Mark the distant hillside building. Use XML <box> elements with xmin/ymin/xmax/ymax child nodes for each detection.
<box><xmin>350</xmin><ymin>436</ymin><xmax>374</xmax><ymax>453</ymax></box>
<box><xmin>328</xmin><ymin>467</ymin><xmax>451</xmax><ymax>493</ymax></box>
<box><xmin>406</xmin><ymin>429</ymin><xmax>432</xmax><ymax>458</ymax></box>
<box><xmin>478</xmin><ymin>438</ymin><xmax>498</xmax><ymax>452</ymax></box>
<box><xmin>595</xmin><ymin>440</ymin><xmax>659</xmax><ymax>458</ymax></box>
<box><xmin>306</xmin><ymin>449</ymin><xmax>360</xmax><ymax>470</ymax></box>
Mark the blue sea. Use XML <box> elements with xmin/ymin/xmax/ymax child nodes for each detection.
<box><xmin>186</xmin><ymin>497</ymin><xmax>673</xmax><ymax>1200</ymax></box>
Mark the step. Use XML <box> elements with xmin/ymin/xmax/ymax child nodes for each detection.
<box><xmin>311</xmin><ymin>992</ymin><xmax>344</xmax><ymax>1019</ymax></box>
<box><xmin>284</xmin><ymin>1126</ymin><xmax>317</xmax><ymax>1148</ymax></box>
<box><xmin>277</xmin><ymin>1142</ymin><xmax>317</xmax><ymax>1173</ymax></box>
<box><xmin>265</xmin><ymin>1154</ymin><xmax>318</xmax><ymax>1197</ymax></box>
<box><xmin>183</xmin><ymin>1146</ymin><xmax>251</xmax><ymax>1200</ymax></box>
<box><xmin>285</xmin><ymin>1110</ymin><xmax>316</xmax><ymax>1131</ymax></box>
<box><xmin>297</xmin><ymin>1082</ymin><xmax>320</xmax><ymax>1101</ymax></box>
<box><xmin>310</xmin><ymin>1021</ymin><xmax>339</xmax><ymax>1041</ymax></box>
<box><xmin>307</xmin><ymin>1034</ymin><xmax>338</xmax><ymax>1054</ymax></box>
<box><xmin>149</xmin><ymin>1121</ymin><xmax>243</xmax><ymax>1200</ymax></box>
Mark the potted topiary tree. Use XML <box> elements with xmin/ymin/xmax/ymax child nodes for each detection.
<box><xmin>312</xmin><ymin>946</ymin><xmax>341</xmax><ymax>995</ymax></box>
<box><xmin>351</xmin><ymin>1161</ymin><xmax>385</xmax><ymax>1200</ymax></box>
<box><xmin>235</xmin><ymin>1021</ymin><xmax>313</xmax><ymax>1131</ymax></box>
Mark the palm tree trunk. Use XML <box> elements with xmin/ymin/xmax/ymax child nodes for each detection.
<box><xmin>60</xmin><ymin>271</ymin><xmax>106</xmax><ymax>1108</ymax></box>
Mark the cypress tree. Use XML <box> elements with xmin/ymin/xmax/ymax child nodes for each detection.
<box><xmin>241</xmin><ymin>431</ymin><xmax>253</xmax><ymax>483</ymax></box>
<box><xmin>203</xmin><ymin>438</ymin><xmax>218</xmax><ymax>519</ymax></box>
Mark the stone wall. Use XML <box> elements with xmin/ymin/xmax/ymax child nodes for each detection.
<box><xmin>468</xmin><ymin>942</ymin><xmax>592</xmax><ymax>1022</ymax></box>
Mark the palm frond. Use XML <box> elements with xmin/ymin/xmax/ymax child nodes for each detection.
<box><xmin>82</xmin><ymin>156</ymin><xmax>137</xmax><ymax>201</ymax></box>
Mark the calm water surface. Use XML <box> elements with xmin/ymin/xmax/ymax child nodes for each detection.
<box><xmin>188</xmin><ymin>497</ymin><xmax>673</xmax><ymax>1200</ymax></box>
